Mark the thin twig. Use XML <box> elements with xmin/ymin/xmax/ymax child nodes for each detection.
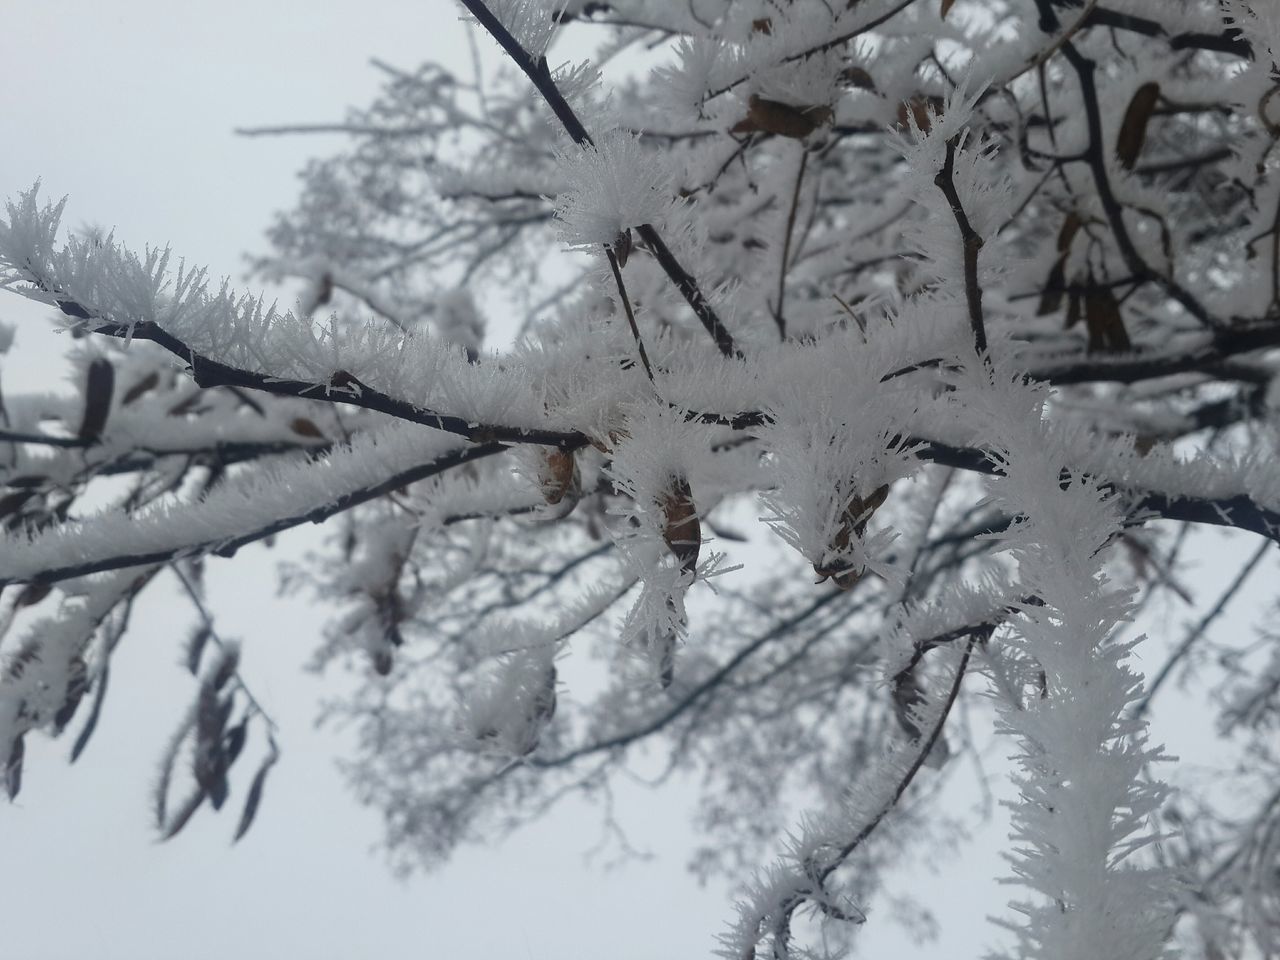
<box><xmin>771</xmin><ymin>148</ymin><xmax>808</xmax><ymax>340</ymax></box>
<box><xmin>1133</xmin><ymin>538</ymin><xmax>1274</xmax><ymax>720</ymax></box>
<box><xmin>606</xmin><ymin>249</ymin><xmax>654</xmax><ymax>381</ymax></box>
<box><xmin>456</xmin><ymin>0</ymin><xmax>740</xmax><ymax>357</ymax></box>
<box><xmin>935</xmin><ymin>136</ymin><xmax>988</xmax><ymax>355</ymax></box>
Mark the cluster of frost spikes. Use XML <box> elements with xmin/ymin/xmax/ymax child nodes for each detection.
<box><xmin>947</xmin><ymin>354</ymin><xmax>1175</xmax><ymax>960</ymax></box>
<box><xmin>552</xmin><ymin>128</ymin><xmax>677</xmax><ymax>250</ymax></box>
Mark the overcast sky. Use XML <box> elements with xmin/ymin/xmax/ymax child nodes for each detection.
<box><xmin>0</xmin><ymin>6</ymin><xmax>741</xmax><ymax>959</ymax></box>
<box><xmin>2</xmin><ymin>4</ymin><xmax>1273</xmax><ymax>960</ymax></box>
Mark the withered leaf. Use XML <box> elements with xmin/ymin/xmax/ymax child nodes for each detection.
<box><xmin>611</xmin><ymin>228</ymin><xmax>633</xmax><ymax>269</ymax></box>
<box><xmin>289</xmin><ymin>417</ymin><xmax>326</xmax><ymax>440</ymax></box>
<box><xmin>1036</xmin><ymin>261</ymin><xmax>1068</xmax><ymax>317</ymax></box>
<box><xmin>1056</xmin><ymin>211</ymin><xmax>1084</xmax><ymax>255</ymax></box>
<box><xmin>15</xmin><ymin>582</ymin><xmax>52</xmax><ymax>608</ymax></box>
<box><xmin>71</xmin><ymin>662</ymin><xmax>110</xmax><ymax>762</ymax></box>
<box><xmin>896</xmin><ymin>96</ymin><xmax>941</xmax><ymax>133</ymax></box>
<box><xmin>941</xmin><ymin>0</ymin><xmax>956</xmax><ymax>18</ymax></box>
<box><xmin>1083</xmin><ymin>285</ymin><xmax>1132</xmax><ymax>353</ymax></box>
<box><xmin>5</xmin><ymin>735</ymin><xmax>24</xmax><ymax>800</ymax></box>
<box><xmin>52</xmin><ymin>656</ymin><xmax>89</xmax><ymax>734</ymax></box>
<box><xmin>121</xmin><ymin>371</ymin><xmax>159</xmax><ymax>406</ymax></box>
<box><xmin>658</xmin><ymin>632</ymin><xmax>676</xmax><ymax>690</ymax></box>
<box><xmin>57</xmin><ymin>299</ymin><xmax>91</xmax><ymax>320</ymax></box>
<box><xmin>1036</xmin><ymin>212</ymin><xmax>1084</xmax><ymax>316</ymax></box>
<box><xmin>1116</xmin><ymin>82</ymin><xmax>1160</xmax><ymax>171</ymax></box>
<box><xmin>78</xmin><ymin>358</ymin><xmax>114</xmax><ymax>442</ymax></box>
<box><xmin>734</xmin><ymin>95</ymin><xmax>833</xmax><ymax>139</ymax></box>
<box><xmin>0</xmin><ymin>490</ymin><xmax>34</xmax><ymax>523</ymax></box>
<box><xmin>661</xmin><ymin>476</ymin><xmax>701</xmax><ymax>576</ymax></box>
<box><xmin>304</xmin><ymin>272</ymin><xmax>334</xmax><ymax>315</ymax></box>
<box><xmin>539</xmin><ymin>448</ymin><xmax>577</xmax><ymax>505</ymax></box>
<box><xmin>186</xmin><ymin>625</ymin><xmax>212</xmax><ymax>675</ymax></box>
<box><xmin>222</xmin><ymin>718</ymin><xmax>249</xmax><ymax>770</ymax></box>
<box><xmin>813</xmin><ymin>483</ymin><xmax>890</xmax><ymax>590</ymax></box>
<box><xmin>839</xmin><ymin>66</ymin><xmax>876</xmax><ymax>91</ymax></box>
<box><xmin>892</xmin><ymin>666</ymin><xmax>926</xmax><ymax>740</ymax></box>
<box><xmin>233</xmin><ymin>746</ymin><xmax>279</xmax><ymax>843</ymax></box>
<box><xmin>751</xmin><ymin>16</ymin><xmax>772</xmax><ymax>34</ymax></box>
<box><xmin>1064</xmin><ymin>289</ymin><xmax>1082</xmax><ymax>330</ymax></box>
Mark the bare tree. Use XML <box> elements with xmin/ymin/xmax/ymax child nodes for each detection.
<box><xmin>2</xmin><ymin>2</ymin><xmax>1279</xmax><ymax>956</ymax></box>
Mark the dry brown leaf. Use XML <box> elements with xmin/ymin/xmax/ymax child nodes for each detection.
<box><xmin>78</xmin><ymin>358</ymin><xmax>114</xmax><ymax>442</ymax></box>
<box><xmin>1036</xmin><ymin>212</ymin><xmax>1084</xmax><ymax>316</ymax></box>
<box><xmin>539</xmin><ymin>448</ymin><xmax>577</xmax><ymax>505</ymax></box>
<box><xmin>121</xmin><ymin>371</ymin><xmax>159</xmax><ymax>406</ymax></box>
<box><xmin>661</xmin><ymin>476</ymin><xmax>701</xmax><ymax>576</ymax></box>
<box><xmin>839</xmin><ymin>66</ymin><xmax>876</xmax><ymax>91</ymax></box>
<box><xmin>289</xmin><ymin>417</ymin><xmax>326</xmax><ymax>439</ymax></box>
<box><xmin>1083</xmin><ymin>285</ymin><xmax>1132</xmax><ymax>353</ymax></box>
<box><xmin>734</xmin><ymin>95</ymin><xmax>833</xmax><ymax>139</ymax></box>
<box><xmin>895</xmin><ymin>96</ymin><xmax>943</xmax><ymax>133</ymax></box>
<box><xmin>1116</xmin><ymin>82</ymin><xmax>1160</xmax><ymax>170</ymax></box>
<box><xmin>813</xmin><ymin>483</ymin><xmax>890</xmax><ymax>590</ymax></box>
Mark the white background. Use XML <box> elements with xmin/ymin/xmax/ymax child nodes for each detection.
<box><xmin>1</xmin><ymin>4</ymin><xmax>1272</xmax><ymax>959</ymax></box>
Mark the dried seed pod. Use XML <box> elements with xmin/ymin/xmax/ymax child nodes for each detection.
<box><xmin>661</xmin><ymin>476</ymin><xmax>701</xmax><ymax>576</ymax></box>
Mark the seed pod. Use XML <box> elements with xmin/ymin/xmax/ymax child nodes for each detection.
<box><xmin>661</xmin><ymin>476</ymin><xmax>701</xmax><ymax>576</ymax></box>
